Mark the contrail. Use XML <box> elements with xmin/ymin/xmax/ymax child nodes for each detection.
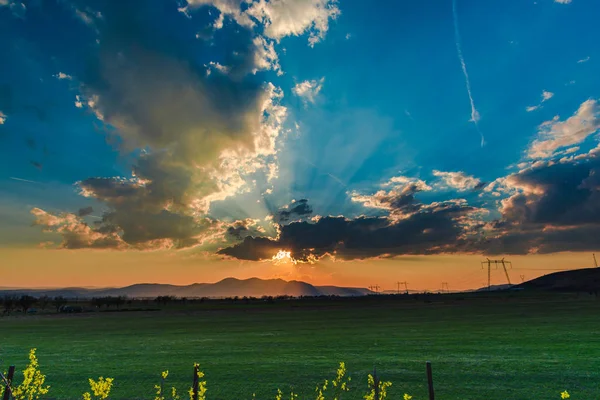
<box><xmin>452</xmin><ymin>0</ymin><xmax>485</xmax><ymax>147</ymax></box>
<box><xmin>9</xmin><ymin>176</ymin><xmax>42</xmax><ymax>184</ymax></box>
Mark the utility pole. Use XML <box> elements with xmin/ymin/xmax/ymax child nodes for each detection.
<box><xmin>369</xmin><ymin>285</ymin><xmax>380</xmax><ymax>294</ymax></box>
<box><xmin>396</xmin><ymin>281</ymin><xmax>401</xmax><ymax>295</ymax></box>
<box><xmin>594</xmin><ymin>253</ymin><xmax>598</xmax><ymax>268</ymax></box>
<box><xmin>520</xmin><ymin>274</ymin><xmax>525</xmax><ymax>283</ymax></box>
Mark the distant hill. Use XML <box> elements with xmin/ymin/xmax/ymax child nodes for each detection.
<box><xmin>517</xmin><ymin>268</ymin><xmax>600</xmax><ymax>292</ymax></box>
<box><xmin>0</xmin><ymin>278</ymin><xmax>374</xmax><ymax>299</ymax></box>
<box><xmin>474</xmin><ymin>284</ymin><xmax>514</xmax><ymax>292</ymax></box>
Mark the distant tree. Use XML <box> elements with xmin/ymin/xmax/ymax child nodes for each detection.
<box><xmin>53</xmin><ymin>296</ymin><xmax>67</xmax><ymax>312</ymax></box>
<box><xmin>91</xmin><ymin>297</ymin><xmax>104</xmax><ymax>309</ymax></box>
<box><xmin>2</xmin><ymin>296</ymin><xmax>16</xmax><ymax>315</ymax></box>
<box><xmin>115</xmin><ymin>296</ymin><xmax>126</xmax><ymax>309</ymax></box>
<box><xmin>38</xmin><ymin>295</ymin><xmax>50</xmax><ymax>310</ymax></box>
<box><xmin>18</xmin><ymin>295</ymin><xmax>37</xmax><ymax>313</ymax></box>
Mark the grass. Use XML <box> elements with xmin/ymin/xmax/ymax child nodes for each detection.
<box><xmin>1</xmin><ymin>292</ymin><xmax>600</xmax><ymax>400</ymax></box>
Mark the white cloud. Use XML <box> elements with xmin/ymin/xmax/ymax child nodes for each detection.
<box><xmin>187</xmin><ymin>0</ymin><xmax>255</xmax><ymax>28</ymax></box>
<box><xmin>245</xmin><ymin>0</ymin><xmax>340</xmax><ymax>47</ymax></box>
<box><xmin>0</xmin><ymin>111</ymin><xmax>6</xmax><ymax>124</ymax></box>
<box><xmin>205</xmin><ymin>61</ymin><xmax>231</xmax><ymax>76</ymax></box>
<box><xmin>526</xmin><ymin>90</ymin><xmax>554</xmax><ymax>112</ymax></box>
<box><xmin>188</xmin><ymin>0</ymin><xmax>339</xmax><ymax>47</ymax></box>
<box><xmin>577</xmin><ymin>56</ymin><xmax>590</xmax><ymax>63</ymax></box>
<box><xmin>54</xmin><ymin>72</ymin><xmax>73</xmax><ymax>80</ymax></box>
<box><xmin>292</xmin><ymin>78</ymin><xmax>324</xmax><ymax>104</ymax></box>
<box><xmin>252</xmin><ymin>36</ymin><xmax>282</xmax><ymax>75</ymax></box>
<box><xmin>554</xmin><ymin>0</ymin><xmax>572</xmax><ymax>3</ymax></box>
<box><xmin>432</xmin><ymin>170</ymin><xmax>483</xmax><ymax>191</ymax></box>
<box><xmin>541</xmin><ymin>90</ymin><xmax>554</xmax><ymax>102</ymax></box>
<box><xmin>345</xmin><ymin>33</ymin><xmax>351</xmax><ymax>40</ymax></box>
<box><xmin>528</xmin><ymin>99</ymin><xmax>600</xmax><ymax>158</ymax></box>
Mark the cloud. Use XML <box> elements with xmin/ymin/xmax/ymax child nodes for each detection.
<box><xmin>219</xmin><ymin>200</ymin><xmax>481</xmax><ymax>261</ymax></box>
<box><xmin>276</xmin><ymin>199</ymin><xmax>313</xmax><ymax>223</ymax></box>
<box><xmin>54</xmin><ymin>72</ymin><xmax>73</xmax><ymax>80</ymax></box>
<box><xmin>0</xmin><ymin>110</ymin><xmax>6</xmax><ymax>124</ymax></box>
<box><xmin>528</xmin><ymin>99</ymin><xmax>600</xmax><ymax>158</ymax></box>
<box><xmin>526</xmin><ymin>90</ymin><xmax>554</xmax><ymax>112</ymax></box>
<box><xmin>31</xmin><ymin>208</ymin><xmax>126</xmax><ymax>250</ymax></box>
<box><xmin>481</xmin><ymin>155</ymin><xmax>600</xmax><ymax>254</ymax></box>
<box><xmin>187</xmin><ymin>0</ymin><xmax>255</xmax><ymax>29</ymax></box>
<box><xmin>541</xmin><ymin>90</ymin><xmax>554</xmax><ymax>102</ymax></box>
<box><xmin>292</xmin><ymin>78</ymin><xmax>324</xmax><ymax>104</ymax></box>
<box><xmin>432</xmin><ymin>170</ymin><xmax>485</xmax><ymax>191</ymax></box>
<box><xmin>577</xmin><ymin>56</ymin><xmax>590</xmax><ymax>63</ymax></box>
<box><xmin>186</xmin><ymin>0</ymin><xmax>340</xmax><ymax>47</ymax></box>
<box><xmin>245</xmin><ymin>0</ymin><xmax>340</xmax><ymax>47</ymax></box>
<box><xmin>350</xmin><ymin>175</ymin><xmax>431</xmax><ymax>219</ymax></box>
<box><xmin>554</xmin><ymin>0</ymin><xmax>572</xmax><ymax>4</ymax></box>
<box><xmin>33</xmin><ymin>1</ymin><xmax>288</xmax><ymax>250</ymax></box>
<box><xmin>252</xmin><ymin>36</ymin><xmax>282</xmax><ymax>75</ymax></box>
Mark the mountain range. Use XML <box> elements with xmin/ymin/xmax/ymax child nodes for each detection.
<box><xmin>0</xmin><ymin>277</ymin><xmax>374</xmax><ymax>299</ymax></box>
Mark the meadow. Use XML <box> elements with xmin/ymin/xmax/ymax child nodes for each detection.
<box><xmin>1</xmin><ymin>292</ymin><xmax>600</xmax><ymax>400</ymax></box>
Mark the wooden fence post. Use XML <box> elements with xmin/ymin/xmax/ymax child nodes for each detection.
<box><xmin>373</xmin><ymin>366</ymin><xmax>379</xmax><ymax>400</ymax></box>
<box><xmin>426</xmin><ymin>361</ymin><xmax>435</xmax><ymax>400</ymax></box>
<box><xmin>192</xmin><ymin>364</ymin><xmax>199</xmax><ymax>400</ymax></box>
<box><xmin>2</xmin><ymin>366</ymin><xmax>15</xmax><ymax>400</ymax></box>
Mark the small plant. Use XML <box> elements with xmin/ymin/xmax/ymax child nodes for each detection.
<box><xmin>363</xmin><ymin>373</ymin><xmax>391</xmax><ymax>400</ymax></box>
<box><xmin>315</xmin><ymin>362</ymin><xmax>351</xmax><ymax>400</ymax></box>
<box><xmin>11</xmin><ymin>348</ymin><xmax>50</xmax><ymax>400</ymax></box>
<box><xmin>82</xmin><ymin>376</ymin><xmax>114</xmax><ymax>400</ymax></box>
<box><xmin>187</xmin><ymin>363</ymin><xmax>207</xmax><ymax>400</ymax></box>
<box><xmin>155</xmin><ymin>370</ymin><xmax>180</xmax><ymax>400</ymax></box>
<box><xmin>561</xmin><ymin>390</ymin><xmax>570</xmax><ymax>399</ymax></box>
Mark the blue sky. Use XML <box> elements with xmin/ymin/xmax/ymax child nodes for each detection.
<box><xmin>2</xmin><ymin>0</ymin><xmax>600</xmax><ymax>272</ymax></box>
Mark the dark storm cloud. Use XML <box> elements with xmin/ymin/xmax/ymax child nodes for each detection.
<box><xmin>480</xmin><ymin>155</ymin><xmax>600</xmax><ymax>254</ymax></box>
<box><xmin>502</xmin><ymin>158</ymin><xmax>600</xmax><ymax>226</ymax></box>
<box><xmin>225</xmin><ymin>219</ymin><xmax>265</xmax><ymax>241</ymax></box>
<box><xmin>276</xmin><ymin>199</ymin><xmax>313</xmax><ymax>223</ymax></box>
<box><xmin>219</xmin><ymin>200</ymin><xmax>478</xmax><ymax>261</ymax></box>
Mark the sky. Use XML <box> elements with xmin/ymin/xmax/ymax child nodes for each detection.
<box><xmin>1</xmin><ymin>0</ymin><xmax>600</xmax><ymax>291</ymax></box>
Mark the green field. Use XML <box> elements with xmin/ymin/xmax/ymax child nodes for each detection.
<box><xmin>2</xmin><ymin>293</ymin><xmax>600</xmax><ymax>400</ymax></box>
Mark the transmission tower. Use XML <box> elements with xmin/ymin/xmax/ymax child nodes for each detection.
<box><xmin>481</xmin><ymin>258</ymin><xmax>513</xmax><ymax>290</ymax></box>
<box><xmin>369</xmin><ymin>285</ymin><xmax>380</xmax><ymax>294</ymax></box>
<box><xmin>401</xmin><ymin>281</ymin><xmax>408</xmax><ymax>294</ymax></box>
<box><xmin>441</xmin><ymin>282</ymin><xmax>449</xmax><ymax>293</ymax></box>
<box><xmin>520</xmin><ymin>274</ymin><xmax>525</xmax><ymax>283</ymax></box>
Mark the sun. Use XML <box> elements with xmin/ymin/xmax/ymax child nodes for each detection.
<box><xmin>271</xmin><ymin>250</ymin><xmax>297</xmax><ymax>265</ymax></box>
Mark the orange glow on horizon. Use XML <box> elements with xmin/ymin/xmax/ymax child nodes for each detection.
<box><xmin>1</xmin><ymin>248</ymin><xmax>597</xmax><ymax>292</ymax></box>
